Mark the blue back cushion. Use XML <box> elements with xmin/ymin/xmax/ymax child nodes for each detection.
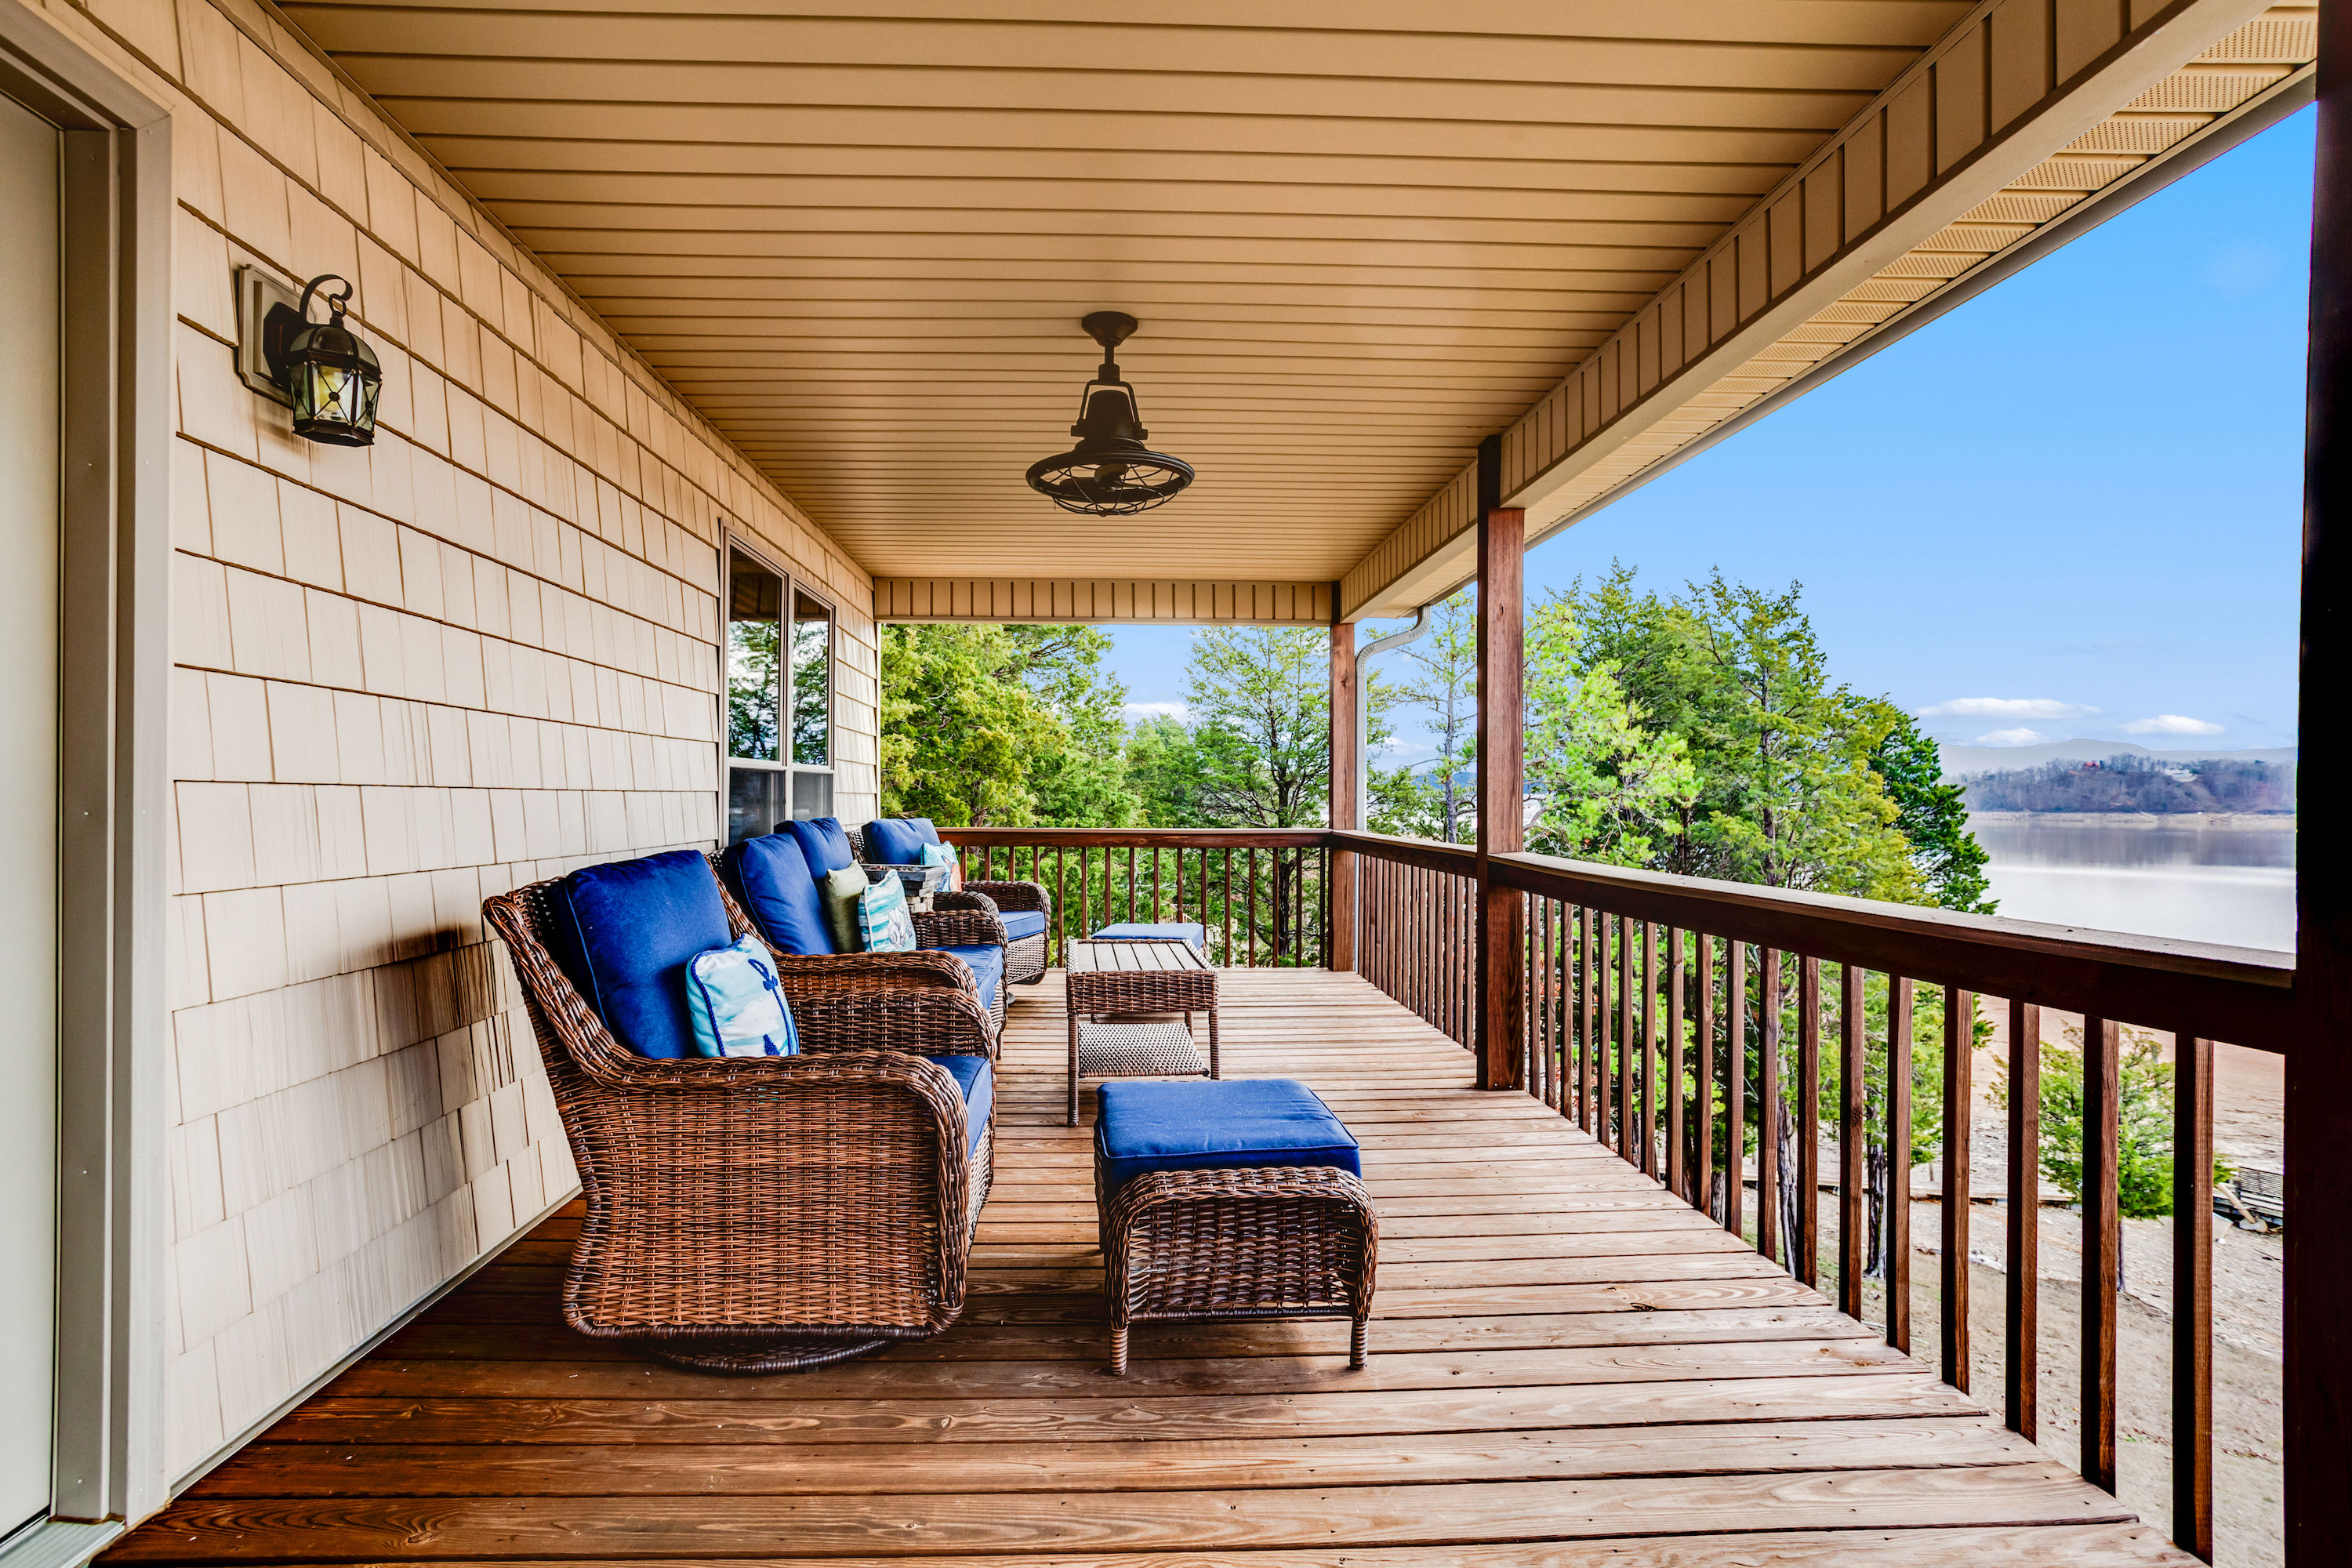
<box><xmin>864</xmin><ymin>818</ymin><xmax>931</xmax><ymax>866</ymax></box>
<box><xmin>1094</xmin><ymin>1078</ymin><xmax>1360</xmax><ymax>1193</ymax></box>
<box><xmin>553</xmin><ymin>850</ymin><xmax>731</xmax><ymax>1060</ymax></box>
<box><xmin>722</xmin><ymin>833</ymin><xmax>837</xmax><ymax>956</ymax></box>
<box><xmin>906</xmin><ymin>818</ymin><xmax>942</xmax><ymax>846</ymax></box>
<box><xmin>785</xmin><ymin>817</ymin><xmax>855</xmax><ymax>875</ymax></box>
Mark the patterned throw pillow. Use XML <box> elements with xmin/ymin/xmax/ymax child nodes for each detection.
<box><xmin>858</xmin><ymin>873</ymin><xmax>918</xmax><ymax>953</ymax></box>
<box><xmin>821</xmin><ymin>864</ymin><xmax>868</xmax><ymax>952</ymax></box>
<box><xmin>919</xmin><ymin>840</ymin><xmax>961</xmax><ymax>892</ymax></box>
<box><xmin>683</xmin><ymin>935</ymin><xmax>798</xmax><ymax>1058</ymax></box>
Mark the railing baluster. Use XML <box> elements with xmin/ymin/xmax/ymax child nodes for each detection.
<box><xmin>2174</xmin><ymin>1028</ymin><xmax>2215</xmax><ymax>1561</ymax></box>
<box><xmin>1838</xmin><ymin>961</ymin><xmax>1866</xmax><ymax>1318</ymax></box>
<box><xmin>2082</xmin><ymin>1014</ymin><xmax>2120</xmax><ymax>1494</ymax></box>
<box><xmin>1642</xmin><ymin>922</ymin><xmax>1660</xmax><ymax>1178</ymax></box>
<box><xmin>1247</xmin><ymin>848</ymin><xmax>1259</xmax><ymax>968</ymax></box>
<box><xmin>1668</xmin><ymin>927</ymin><xmax>1687</xmax><ymax>1200</ymax></box>
<box><xmin>1758</xmin><ymin>949</ymin><xmax>1782</xmax><ymax>1265</ymax></box>
<box><xmin>1941</xmin><ymin>986</ymin><xmax>1974</xmax><ymax>1393</ymax></box>
<box><xmin>1726</xmin><ymin>941</ymin><xmax>1748</xmax><ymax>1241</ymax></box>
<box><xmin>2007</xmin><ymin>1000</ymin><xmax>2040</xmax><ymax>1436</ymax></box>
<box><xmin>1797</xmin><ymin>955</ymin><xmax>1821</xmax><ymax>1288</ymax></box>
<box><xmin>1054</xmin><ymin>846</ymin><xmax>1068</xmax><ymax>964</ymax></box>
<box><xmin>1695</xmin><ymin>932</ymin><xmax>1715</xmax><ymax>1215</ymax></box>
<box><xmin>1888</xmin><ymin>977</ymin><xmax>1913</xmax><ymax>1352</ymax></box>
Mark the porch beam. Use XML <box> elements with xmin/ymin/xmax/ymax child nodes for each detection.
<box><xmin>1328</xmin><ymin>621</ymin><xmax>1359</xmax><ymax>973</ymax></box>
<box><xmin>1343</xmin><ymin>0</ymin><xmax>2299</xmax><ymax>619</ymax></box>
<box><xmin>2291</xmin><ymin>0</ymin><xmax>2352</xmax><ymax>1559</ymax></box>
<box><xmin>1473</xmin><ymin>435</ymin><xmax>1524</xmax><ymax>1092</ymax></box>
<box><xmin>875</xmin><ymin>576</ymin><xmax>1337</xmax><ymax>625</ymax></box>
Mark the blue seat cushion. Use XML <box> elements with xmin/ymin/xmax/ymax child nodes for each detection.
<box><xmin>920</xmin><ymin>1054</ymin><xmax>994</xmax><ymax>1154</ymax></box>
<box><xmin>1091</xmin><ymin>921</ymin><xmax>1206</xmax><ymax>950</ymax></box>
<box><xmin>553</xmin><ymin>850</ymin><xmax>732</xmax><ymax>1060</ymax></box>
<box><xmin>935</xmin><ymin>942</ymin><xmax>1003</xmax><ymax>1014</ymax></box>
<box><xmin>721</xmin><ymin>833</ymin><xmax>837</xmax><ymax>956</ymax></box>
<box><xmin>998</xmin><ymin>909</ymin><xmax>1047</xmax><ymax>942</ymax></box>
<box><xmin>784</xmin><ymin>816</ymin><xmax>855</xmax><ymax>876</ymax></box>
<box><xmin>1095</xmin><ymin>1079</ymin><xmax>1359</xmax><ymax>1193</ymax></box>
<box><xmin>863</xmin><ymin>818</ymin><xmax>931</xmax><ymax>866</ymax></box>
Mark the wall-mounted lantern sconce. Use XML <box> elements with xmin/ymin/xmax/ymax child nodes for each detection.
<box><xmin>234</xmin><ymin>266</ymin><xmax>383</xmax><ymax>448</ymax></box>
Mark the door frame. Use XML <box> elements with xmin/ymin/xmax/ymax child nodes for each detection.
<box><xmin>0</xmin><ymin>1</ymin><xmax>170</xmax><ymax>1557</ymax></box>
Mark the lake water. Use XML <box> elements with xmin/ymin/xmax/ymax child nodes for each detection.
<box><xmin>1968</xmin><ymin>812</ymin><xmax>2296</xmax><ymax>953</ymax></box>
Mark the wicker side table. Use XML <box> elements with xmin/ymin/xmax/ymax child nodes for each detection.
<box><xmin>1096</xmin><ymin>1166</ymin><xmax>1377</xmax><ymax>1375</ymax></box>
<box><xmin>1064</xmin><ymin>939</ymin><xmax>1218</xmax><ymax>1127</ymax></box>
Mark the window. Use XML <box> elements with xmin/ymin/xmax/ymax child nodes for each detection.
<box><xmin>724</xmin><ymin>546</ymin><xmax>833</xmax><ymax>843</ymax></box>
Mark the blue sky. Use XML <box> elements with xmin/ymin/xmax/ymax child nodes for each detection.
<box><xmin>1102</xmin><ymin>107</ymin><xmax>2315</xmax><ymax>764</ymax></box>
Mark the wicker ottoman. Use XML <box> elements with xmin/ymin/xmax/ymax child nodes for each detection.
<box><xmin>1093</xmin><ymin>1079</ymin><xmax>1377</xmax><ymax>1375</ymax></box>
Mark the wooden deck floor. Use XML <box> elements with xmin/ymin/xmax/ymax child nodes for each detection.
<box><xmin>111</xmin><ymin>969</ymin><xmax>2196</xmax><ymax>1566</ymax></box>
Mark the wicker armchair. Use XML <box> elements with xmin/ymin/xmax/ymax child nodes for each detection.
<box><xmin>481</xmin><ymin>866</ymin><xmax>995</xmax><ymax>1375</ymax></box>
<box><xmin>848</xmin><ymin>823</ymin><xmax>1051</xmax><ymax>986</ymax></box>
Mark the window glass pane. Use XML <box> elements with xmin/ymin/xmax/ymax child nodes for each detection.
<box><xmin>791</xmin><ymin>769</ymin><xmax>833</xmax><ymax>822</ymax></box>
<box><xmin>728</xmin><ymin>552</ymin><xmax>782</xmax><ymax>762</ymax></box>
<box><xmin>791</xmin><ymin>589</ymin><xmax>832</xmax><ymax>767</ymax></box>
<box><xmin>728</xmin><ymin>766</ymin><xmax>785</xmax><ymax>845</ymax></box>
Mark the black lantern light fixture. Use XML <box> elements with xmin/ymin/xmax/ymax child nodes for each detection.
<box><xmin>1025</xmin><ymin>312</ymin><xmax>1193</xmax><ymax>516</ymax></box>
<box><xmin>234</xmin><ymin>267</ymin><xmax>383</xmax><ymax>448</ymax></box>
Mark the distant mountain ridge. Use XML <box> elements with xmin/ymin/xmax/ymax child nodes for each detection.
<box><xmin>1936</xmin><ymin>737</ymin><xmax>2298</xmax><ymax>782</ymax></box>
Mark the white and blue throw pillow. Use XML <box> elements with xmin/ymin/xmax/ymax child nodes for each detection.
<box><xmin>858</xmin><ymin>873</ymin><xmax>918</xmax><ymax>953</ymax></box>
<box><xmin>683</xmin><ymin>934</ymin><xmax>799</xmax><ymax>1058</ymax></box>
<box><xmin>919</xmin><ymin>839</ymin><xmax>961</xmax><ymax>891</ymax></box>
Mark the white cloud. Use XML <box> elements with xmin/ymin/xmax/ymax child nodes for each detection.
<box><xmin>2120</xmin><ymin>713</ymin><xmax>2226</xmax><ymax>735</ymax></box>
<box><xmin>1975</xmin><ymin>727</ymin><xmax>2052</xmax><ymax>746</ymax></box>
<box><xmin>1918</xmin><ymin>697</ymin><xmax>2099</xmax><ymax>720</ymax></box>
<box><xmin>1123</xmin><ymin>701</ymin><xmax>1188</xmax><ymax>720</ymax></box>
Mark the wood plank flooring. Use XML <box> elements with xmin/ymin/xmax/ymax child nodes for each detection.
<box><xmin>107</xmin><ymin>968</ymin><xmax>2197</xmax><ymax>1566</ymax></box>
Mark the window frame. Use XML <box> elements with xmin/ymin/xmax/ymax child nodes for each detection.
<box><xmin>720</xmin><ymin>535</ymin><xmax>835</xmax><ymax>838</ymax></box>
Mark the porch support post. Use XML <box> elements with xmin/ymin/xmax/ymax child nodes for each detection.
<box><xmin>1328</xmin><ymin>616</ymin><xmax>1359</xmax><ymax>971</ymax></box>
<box><xmin>1473</xmin><ymin>435</ymin><xmax>1525</xmax><ymax>1091</ymax></box>
<box><xmin>2292</xmin><ymin>1</ymin><xmax>2352</xmax><ymax>1558</ymax></box>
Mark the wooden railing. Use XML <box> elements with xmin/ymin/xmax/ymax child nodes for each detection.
<box><xmin>1473</xmin><ymin>845</ymin><xmax>2291</xmax><ymax>1564</ymax></box>
<box><xmin>943</xmin><ymin>828</ymin><xmax>1330</xmax><ymax>970</ymax></box>
<box><xmin>1341</xmin><ymin>832</ymin><xmax>1477</xmax><ymax>1047</ymax></box>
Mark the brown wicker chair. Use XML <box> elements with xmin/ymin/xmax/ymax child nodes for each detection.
<box><xmin>482</xmin><ymin>865</ymin><xmax>996</xmax><ymax>1375</ymax></box>
<box><xmin>847</xmin><ymin>823</ymin><xmax>1051</xmax><ymax>987</ymax></box>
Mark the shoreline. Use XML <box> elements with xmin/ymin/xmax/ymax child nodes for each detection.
<box><xmin>1968</xmin><ymin>809</ymin><xmax>2295</xmax><ymax>830</ymax></box>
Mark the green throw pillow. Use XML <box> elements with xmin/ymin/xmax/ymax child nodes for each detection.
<box><xmin>821</xmin><ymin>864</ymin><xmax>868</xmax><ymax>953</ymax></box>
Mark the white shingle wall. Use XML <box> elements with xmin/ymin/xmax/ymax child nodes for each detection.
<box><xmin>23</xmin><ymin>0</ymin><xmax>882</xmax><ymax>1483</ymax></box>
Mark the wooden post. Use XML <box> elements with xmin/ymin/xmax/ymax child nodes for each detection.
<box><xmin>1328</xmin><ymin>618</ymin><xmax>1358</xmax><ymax>972</ymax></box>
<box><xmin>1473</xmin><ymin>435</ymin><xmax>1526</xmax><ymax>1092</ymax></box>
<box><xmin>2294</xmin><ymin>5</ymin><xmax>2352</xmax><ymax>1559</ymax></box>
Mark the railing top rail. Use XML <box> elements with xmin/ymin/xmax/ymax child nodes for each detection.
<box><xmin>1484</xmin><ymin>845</ymin><xmax>2292</xmax><ymax>1051</ymax></box>
<box><xmin>1327</xmin><ymin>829</ymin><xmax>1477</xmax><ymax>875</ymax></box>
<box><xmin>941</xmin><ymin>826</ymin><xmax>1327</xmax><ymax>848</ymax></box>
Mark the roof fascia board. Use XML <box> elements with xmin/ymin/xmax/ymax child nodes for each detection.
<box><xmin>1341</xmin><ymin>0</ymin><xmax>2281</xmax><ymax>619</ymax></box>
<box><xmin>874</xmin><ymin>577</ymin><xmax>1339</xmax><ymax>623</ymax></box>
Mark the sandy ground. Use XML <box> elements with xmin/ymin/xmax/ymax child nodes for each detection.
<box><xmin>1759</xmin><ymin>1021</ymin><xmax>2286</xmax><ymax>1564</ymax></box>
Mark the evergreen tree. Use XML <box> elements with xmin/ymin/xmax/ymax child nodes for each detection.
<box><xmin>1523</xmin><ymin>593</ymin><xmax>1697</xmax><ymax>865</ymax></box>
<box><xmin>1870</xmin><ymin>711</ymin><xmax>1997</xmax><ymax>913</ymax></box>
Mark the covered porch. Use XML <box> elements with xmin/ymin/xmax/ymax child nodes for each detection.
<box><xmin>114</xmin><ymin>965</ymin><xmax>2169</xmax><ymax>1567</ymax></box>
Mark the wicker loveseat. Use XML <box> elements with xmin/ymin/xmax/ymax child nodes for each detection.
<box><xmin>852</xmin><ymin>817</ymin><xmax>1052</xmax><ymax>987</ymax></box>
<box><xmin>482</xmin><ymin>852</ymin><xmax>995</xmax><ymax>1374</ymax></box>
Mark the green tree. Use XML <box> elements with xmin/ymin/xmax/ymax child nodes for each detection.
<box><xmin>1999</xmin><ymin>1024</ymin><xmax>2204</xmax><ymax>1220</ymax></box>
<box><xmin>1185</xmin><ymin>626</ymin><xmax>1334</xmax><ymax>829</ymax></box>
<box><xmin>879</xmin><ymin>622</ymin><xmax>1139</xmax><ymax>826</ymax></box>
<box><xmin>1126</xmin><ymin>712</ymin><xmax>1207</xmax><ymax>826</ymax></box>
<box><xmin>1385</xmin><ymin>590</ymin><xmax>1479</xmax><ymax>843</ymax></box>
<box><xmin>1870</xmin><ymin>711</ymin><xmax>1997</xmax><ymax>913</ymax></box>
<box><xmin>1523</xmin><ymin>593</ymin><xmax>1697</xmax><ymax>866</ymax></box>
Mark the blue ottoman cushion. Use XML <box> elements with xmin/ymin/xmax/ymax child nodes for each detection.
<box><xmin>552</xmin><ymin>849</ymin><xmax>732</xmax><ymax>1061</ymax></box>
<box><xmin>1095</xmin><ymin>1079</ymin><xmax>1359</xmax><ymax>1193</ymax></box>
<box><xmin>920</xmin><ymin>1054</ymin><xmax>993</xmax><ymax>1154</ymax></box>
<box><xmin>1091</xmin><ymin>921</ymin><xmax>1206</xmax><ymax>949</ymax></box>
<box><xmin>936</xmin><ymin>942</ymin><xmax>1004</xmax><ymax>1013</ymax></box>
<box><xmin>999</xmin><ymin>909</ymin><xmax>1048</xmax><ymax>942</ymax></box>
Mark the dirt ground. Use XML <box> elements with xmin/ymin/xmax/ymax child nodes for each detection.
<box><xmin>1832</xmin><ymin>1026</ymin><xmax>2286</xmax><ymax>1565</ymax></box>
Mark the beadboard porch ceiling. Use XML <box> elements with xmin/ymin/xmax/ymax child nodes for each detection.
<box><xmin>271</xmin><ymin>0</ymin><xmax>2310</xmax><ymax>612</ymax></box>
